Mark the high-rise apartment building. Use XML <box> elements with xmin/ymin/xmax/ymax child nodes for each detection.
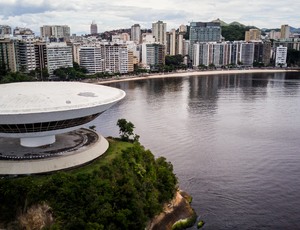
<box><xmin>79</xmin><ymin>46</ymin><xmax>103</xmax><ymax>74</ymax></box>
<box><xmin>90</xmin><ymin>21</ymin><xmax>98</xmax><ymax>35</ymax></box>
<box><xmin>152</xmin><ymin>21</ymin><xmax>167</xmax><ymax>46</ymax></box>
<box><xmin>166</xmin><ymin>29</ymin><xmax>185</xmax><ymax>55</ymax></box>
<box><xmin>189</xmin><ymin>21</ymin><xmax>221</xmax><ymax>58</ymax></box>
<box><xmin>141</xmin><ymin>43</ymin><xmax>165</xmax><ymax>70</ymax></box>
<box><xmin>34</xmin><ymin>42</ymin><xmax>47</xmax><ymax>75</ymax></box>
<box><xmin>103</xmin><ymin>44</ymin><xmax>128</xmax><ymax>74</ymax></box>
<box><xmin>193</xmin><ymin>42</ymin><xmax>231</xmax><ymax>67</ymax></box>
<box><xmin>46</xmin><ymin>42</ymin><xmax>73</xmax><ymax>76</ymax></box>
<box><xmin>13</xmin><ymin>27</ymin><xmax>34</xmax><ymax>37</ymax></box>
<box><xmin>128</xmin><ymin>50</ymin><xmax>134</xmax><ymax>72</ymax></box>
<box><xmin>40</xmin><ymin>25</ymin><xmax>70</xmax><ymax>38</ymax></box>
<box><xmin>0</xmin><ymin>25</ymin><xmax>12</xmax><ymax>35</ymax></box>
<box><xmin>131</xmin><ymin>24</ymin><xmax>141</xmax><ymax>44</ymax></box>
<box><xmin>253</xmin><ymin>41</ymin><xmax>271</xmax><ymax>66</ymax></box>
<box><xmin>245</xmin><ymin>29</ymin><xmax>261</xmax><ymax>41</ymax></box>
<box><xmin>269</xmin><ymin>30</ymin><xmax>281</xmax><ymax>40</ymax></box>
<box><xmin>240</xmin><ymin>43</ymin><xmax>255</xmax><ymax>66</ymax></box>
<box><xmin>0</xmin><ymin>38</ymin><xmax>17</xmax><ymax>72</ymax></box>
<box><xmin>275</xmin><ymin>45</ymin><xmax>287</xmax><ymax>67</ymax></box>
<box><xmin>179</xmin><ymin>24</ymin><xmax>187</xmax><ymax>33</ymax></box>
<box><xmin>16</xmin><ymin>39</ymin><xmax>37</xmax><ymax>72</ymax></box>
<box><xmin>280</xmin><ymin>25</ymin><xmax>290</xmax><ymax>39</ymax></box>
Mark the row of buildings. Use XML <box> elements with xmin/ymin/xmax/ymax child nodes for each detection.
<box><xmin>0</xmin><ymin>21</ymin><xmax>298</xmax><ymax>79</ymax></box>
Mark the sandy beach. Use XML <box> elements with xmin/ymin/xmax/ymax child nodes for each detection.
<box><xmin>94</xmin><ymin>69</ymin><xmax>299</xmax><ymax>85</ymax></box>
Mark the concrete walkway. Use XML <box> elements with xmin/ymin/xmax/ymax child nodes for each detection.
<box><xmin>0</xmin><ymin>128</ymin><xmax>108</xmax><ymax>175</ymax></box>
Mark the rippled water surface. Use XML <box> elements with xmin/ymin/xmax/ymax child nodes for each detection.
<box><xmin>92</xmin><ymin>72</ymin><xmax>300</xmax><ymax>229</ymax></box>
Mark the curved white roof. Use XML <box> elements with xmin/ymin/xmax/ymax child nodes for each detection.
<box><xmin>0</xmin><ymin>82</ymin><xmax>125</xmax><ymax>115</ymax></box>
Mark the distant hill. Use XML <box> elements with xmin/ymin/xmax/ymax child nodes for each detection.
<box><xmin>290</xmin><ymin>27</ymin><xmax>300</xmax><ymax>33</ymax></box>
<box><xmin>212</xmin><ymin>18</ymin><xmax>228</xmax><ymax>27</ymax></box>
<box><xmin>229</xmin><ymin>21</ymin><xmax>246</xmax><ymax>27</ymax></box>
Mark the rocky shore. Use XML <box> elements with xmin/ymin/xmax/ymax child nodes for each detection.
<box><xmin>146</xmin><ymin>190</ymin><xmax>197</xmax><ymax>230</ymax></box>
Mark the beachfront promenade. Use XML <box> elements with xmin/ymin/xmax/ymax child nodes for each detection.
<box><xmin>84</xmin><ymin>68</ymin><xmax>300</xmax><ymax>85</ymax></box>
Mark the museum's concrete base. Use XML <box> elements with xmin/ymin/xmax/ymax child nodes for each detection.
<box><xmin>0</xmin><ymin>128</ymin><xmax>108</xmax><ymax>175</ymax></box>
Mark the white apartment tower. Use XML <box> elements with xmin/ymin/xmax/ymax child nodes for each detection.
<box><xmin>103</xmin><ymin>45</ymin><xmax>128</xmax><ymax>74</ymax></box>
<box><xmin>79</xmin><ymin>47</ymin><xmax>103</xmax><ymax>74</ymax></box>
<box><xmin>46</xmin><ymin>43</ymin><xmax>73</xmax><ymax>76</ymax></box>
<box><xmin>168</xmin><ymin>29</ymin><xmax>177</xmax><ymax>55</ymax></box>
<box><xmin>131</xmin><ymin>24</ymin><xmax>141</xmax><ymax>44</ymax></box>
<box><xmin>275</xmin><ymin>45</ymin><xmax>287</xmax><ymax>67</ymax></box>
<box><xmin>152</xmin><ymin>21</ymin><xmax>167</xmax><ymax>46</ymax></box>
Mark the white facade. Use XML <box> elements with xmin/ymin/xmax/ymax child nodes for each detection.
<box><xmin>142</xmin><ymin>33</ymin><xmax>155</xmax><ymax>43</ymax></box>
<box><xmin>275</xmin><ymin>45</ymin><xmax>288</xmax><ymax>67</ymax></box>
<box><xmin>79</xmin><ymin>46</ymin><xmax>103</xmax><ymax>73</ymax></box>
<box><xmin>103</xmin><ymin>44</ymin><xmax>129</xmax><ymax>74</ymax></box>
<box><xmin>119</xmin><ymin>46</ymin><xmax>129</xmax><ymax>73</ymax></box>
<box><xmin>0</xmin><ymin>82</ymin><xmax>125</xmax><ymax>147</ymax></box>
<box><xmin>46</xmin><ymin>42</ymin><xmax>73</xmax><ymax>75</ymax></box>
<box><xmin>169</xmin><ymin>29</ymin><xmax>176</xmax><ymax>55</ymax></box>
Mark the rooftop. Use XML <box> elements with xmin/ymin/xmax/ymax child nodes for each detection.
<box><xmin>0</xmin><ymin>82</ymin><xmax>125</xmax><ymax>115</ymax></box>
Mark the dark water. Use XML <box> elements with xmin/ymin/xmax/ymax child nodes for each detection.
<box><xmin>91</xmin><ymin>72</ymin><xmax>300</xmax><ymax>229</ymax></box>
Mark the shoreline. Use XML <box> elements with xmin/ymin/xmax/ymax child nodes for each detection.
<box><xmin>92</xmin><ymin>69</ymin><xmax>300</xmax><ymax>85</ymax></box>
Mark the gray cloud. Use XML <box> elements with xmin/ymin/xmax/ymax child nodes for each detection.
<box><xmin>0</xmin><ymin>0</ymin><xmax>299</xmax><ymax>34</ymax></box>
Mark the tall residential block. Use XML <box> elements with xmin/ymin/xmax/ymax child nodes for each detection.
<box><xmin>16</xmin><ymin>39</ymin><xmax>37</xmax><ymax>72</ymax></box>
<box><xmin>152</xmin><ymin>21</ymin><xmax>167</xmax><ymax>46</ymax></box>
<box><xmin>275</xmin><ymin>45</ymin><xmax>287</xmax><ymax>67</ymax></box>
<box><xmin>46</xmin><ymin>42</ymin><xmax>73</xmax><ymax>76</ymax></box>
<box><xmin>167</xmin><ymin>29</ymin><xmax>185</xmax><ymax>55</ymax></box>
<box><xmin>40</xmin><ymin>25</ymin><xmax>71</xmax><ymax>38</ymax></box>
<box><xmin>141</xmin><ymin>43</ymin><xmax>165</xmax><ymax>70</ymax></box>
<box><xmin>79</xmin><ymin>46</ymin><xmax>103</xmax><ymax>74</ymax></box>
<box><xmin>189</xmin><ymin>21</ymin><xmax>221</xmax><ymax>58</ymax></box>
<box><xmin>240</xmin><ymin>43</ymin><xmax>255</xmax><ymax>66</ymax></box>
<box><xmin>280</xmin><ymin>25</ymin><xmax>290</xmax><ymax>39</ymax></box>
<box><xmin>34</xmin><ymin>42</ymin><xmax>47</xmax><ymax>73</ymax></box>
<box><xmin>0</xmin><ymin>25</ymin><xmax>12</xmax><ymax>35</ymax></box>
<box><xmin>90</xmin><ymin>21</ymin><xmax>98</xmax><ymax>35</ymax></box>
<box><xmin>253</xmin><ymin>41</ymin><xmax>271</xmax><ymax>66</ymax></box>
<box><xmin>131</xmin><ymin>24</ymin><xmax>141</xmax><ymax>44</ymax></box>
<box><xmin>128</xmin><ymin>50</ymin><xmax>134</xmax><ymax>72</ymax></box>
<box><xmin>245</xmin><ymin>29</ymin><xmax>261</xmax><ymax>41</ymax></box>
<box><xmin>0</xmin><ymin>38</ymin><xmax>17</xmax><ymax>72</ymax></box>
<box><xmin>103</xmin><ymin>44</ymin><xmax>128</xmax><ymax>74</ymax></box>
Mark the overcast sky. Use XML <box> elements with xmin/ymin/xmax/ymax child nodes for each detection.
<box><xmin>0</xmin><ymin>0</ymin><xmax>299</xmax><ymax>35</ymax></box>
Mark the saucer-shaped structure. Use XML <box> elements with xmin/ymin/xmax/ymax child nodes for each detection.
<box><xmin>0</xmin><ymin>82</ymin><xmax>125</xmax><ymax>175</ymax></box>
<box><xmin>0</xmin><ymin>82</ymin><xmax>125</xmax><ymax>147</ymax></box>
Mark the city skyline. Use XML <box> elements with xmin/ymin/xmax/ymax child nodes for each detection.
<box><xmin>0</xmin><ymin>0</ymin><xmax>299</xmax><ymax>35</ymax></box>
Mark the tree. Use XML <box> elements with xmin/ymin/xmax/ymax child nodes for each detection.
<box><xmin>117</xmin><ymin>119</ymin><xmax>135</xmax><ymax>141</ymax></box>
<box><xmin>287</xmin><ymin>49</ymin><xmax>300</xmax><ymax>67</ymax></box>
<box><xmin>1</xmin><ymin>72</ymin><xmax>33</xmax><ymax>84</ymax></box>
<box><xmin>208</xmin><ymin>63</ymin><xmax>216</xmax><ymax>69</ymax></box>
<box><xmin>198</xmin><ymin>64</ymin><xmax>207</xmax><ymax>70</ymax></box>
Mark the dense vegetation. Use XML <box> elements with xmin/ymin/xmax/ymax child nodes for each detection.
<box><xmin>0</xmin><ymin>139</ymin><xmax>178</xmax><ymax>229</ymax></box>
<box><xmin>221</xmin><ymin>24</ymin><xmax>257</xmax><ymax>41</ymax></box>
<box><xmin>287</xmin><ymin>49</ymin><xmax>300</xmax><ymax>67</ymax></box>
